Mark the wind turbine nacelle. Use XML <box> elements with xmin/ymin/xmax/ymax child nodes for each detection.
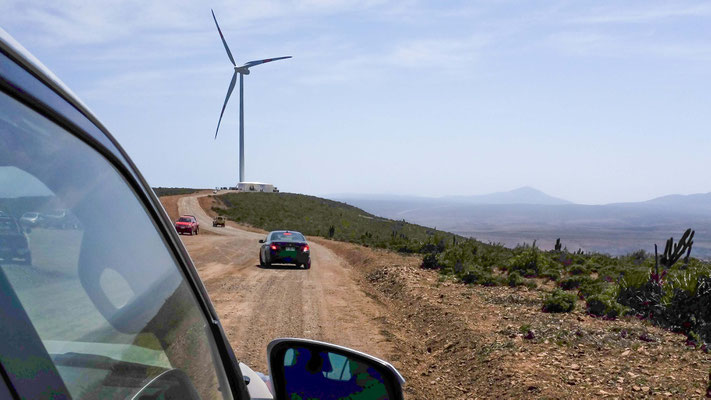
<box><xmin>235</xmin><ymin>66</ymin><xmax>250</xmax><ymax>75</ymax></box>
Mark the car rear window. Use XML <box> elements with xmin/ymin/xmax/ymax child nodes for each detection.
<box><xmin>270</xmin><ymin>232</ymin><xmax>306</xmax><ymax>242</ymax></box>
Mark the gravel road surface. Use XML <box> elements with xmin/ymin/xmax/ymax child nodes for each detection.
<box><xmin>175</xmin><ymin>193</ymin><xmax>392</xmax><ymax>373</ymax></box>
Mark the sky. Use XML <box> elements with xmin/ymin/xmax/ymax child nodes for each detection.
<box><xmin>1</xmin><ymin>0</ymin><xmax>710</xmax><ymax>204</ymax></box>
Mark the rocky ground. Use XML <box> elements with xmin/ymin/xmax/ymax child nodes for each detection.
<box><xmin>317</xmin><ymin>239</ymin><xmax>711</xmax><ymax>399</ymax></box>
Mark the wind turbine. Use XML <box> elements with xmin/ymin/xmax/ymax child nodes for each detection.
<box><xmin>211</xmin><ymin>9</ymin><xmax>291</xmax><ymax>183</ymax></box>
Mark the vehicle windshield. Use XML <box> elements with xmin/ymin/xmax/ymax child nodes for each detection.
<box><xmin>270</xmin><ymin>232</ymin><xmax>306</xmax><ymax>242</ymax></box>
<box><xmin>178</xmin><ymin>217</ymin><xmax>192</xmax><ymax>222</ymax></box>
<box><xmin>0</xmin><ymin>91</ymin><xmax>233</xmax><ymax>399</ymax></box>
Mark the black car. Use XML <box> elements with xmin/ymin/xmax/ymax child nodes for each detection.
<box><xmin>0</xmin><ymin>216</ymin><xmax>31</xmax><ymax>265</ymax></box>
<box><xmin>0</xmin><ymin>27</ymin><xmax>403</xmax><ymax>400</ymax></box>
<box><xmin>259</xmin><ymin>231</ymin><xmax>311</xmax><ymax>269</ymax></box>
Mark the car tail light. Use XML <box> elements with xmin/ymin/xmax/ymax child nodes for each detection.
<box><xmin>270</xmin><ymin>244</ymin><xmax>278</xmax><ymax>251</ymax></box>
<box><xmin>303</xmin><ymin>245</ymin><xmax>309</xmax><ymax>252</ymax></box>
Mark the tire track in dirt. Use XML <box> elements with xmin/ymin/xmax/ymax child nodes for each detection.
<box><xmin>173</xmin><ymin>193</ymin><xmax>392</xmax><ymax>373</ymax></box>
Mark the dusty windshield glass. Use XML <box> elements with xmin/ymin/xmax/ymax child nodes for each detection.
<box><xmin>0</xmin><ymin>91</ymin><xmax>233</xmax><ymax>399</ymax></box>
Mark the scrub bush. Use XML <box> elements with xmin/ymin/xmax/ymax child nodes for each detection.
<box><xmin>569</xmin><ymin>264</ymin><xmax>589</xmax><ymax>276</ymax></box>
<box><xmin>560</xmin><ymin>275</ymin><xmax>593</xmax><ymax>291</ymax></box>
<box><xmin>508</xmin><ymin>246</ymin><xmax>550</xmax><ymax>277</ymax></box>
<box><xmin>508</xmin><ymin>271</ymin><xmax>524</xmax><ymax>287</ymax></box>
<box><xmin>578</xmin><ymin>279</ymin><xmax>608</xmax><ymax>299</ymax></box>
<box><xmin>421</xmin><ymin>253</ymin><xmax>440</xmax><ymax>270</ymax></box>
<box><xmin>586</xmin><ymin>294</ymin><xmax>626</xmax><ymax>319</ymax></box>
<box><xmin>543</xmin><ymin>289</ymin><xmax>577</xmax><ymax>313</ymax></box>
<box><xmin>540</xmin><ymin>268</ymin><xmax>561</xmax><ymax>282</ymax></box>
<box><xmin>460</xmin><ymin>266</ymin><xmax>500</xmax><ymax>286</ymax></box>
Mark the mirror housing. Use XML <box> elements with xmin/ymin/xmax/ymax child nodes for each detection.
<box><xmin>267</xmin><ymin>338</ymin><xmax>405</xmax><ymax>400</ymax></box>
<box><xmin>259</xmin><ymin>239</ymin><xmax>264</xmax><ymax>243</ymax></box>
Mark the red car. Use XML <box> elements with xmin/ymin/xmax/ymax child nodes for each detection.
<box><xmin>175</xmin><ymin>215</ymin><xmax>199</xmax><ymax>235</ymax></box>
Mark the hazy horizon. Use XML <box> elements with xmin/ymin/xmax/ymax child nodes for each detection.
<box><xmin>325</xmin><ymin>186</ymin><xmax>711</xmax><ymax>206</ymax></box>
<box><xmin>2</xmin><ymin>1</ymin><xmax>710</xmax><ymax>204</ymax></box>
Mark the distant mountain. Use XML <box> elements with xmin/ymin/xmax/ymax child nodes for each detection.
<box><xmin>443</xmin><ymin>186</ymin><xmax>573</xmax><ymax>205</ymax></box>
<box><xmin>327</xmin><ymin>189</ymin><xmax>711</xmax><ymax>258</ymax></box>
<box><xmin>643</xmin><ymin>192</ymin><xmax>711</xmax><ymax>213</ymax></box>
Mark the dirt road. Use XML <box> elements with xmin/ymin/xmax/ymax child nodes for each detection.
<box><xmin>174</xmin><ymin>193</ymin><xmax>392</xmax><ymax>373</ymax></box>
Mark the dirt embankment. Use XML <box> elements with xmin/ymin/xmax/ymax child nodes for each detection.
<box><xmin>162</xmin><ymin>192</ymin><xmax>711</xmax><ymax>399</ymax></box>
<box><xmin>316</xmin><ymin>239</ymin><xmax>711</xmax><ymax>399</ymax></box>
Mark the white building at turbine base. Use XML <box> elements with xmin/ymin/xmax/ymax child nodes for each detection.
<box><xmin>236</xmin><ymin>182</ymin><xmax>278</xmax><ymax>193</ymax></box>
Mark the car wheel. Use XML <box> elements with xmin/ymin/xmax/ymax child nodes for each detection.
<box><xmin>20</xmin><ymin>255</ymin><xmax>31</xmax><ymax>266</ymax></box>
<box><xmin>196</xmin><ymin>227</ymin><xmax>199</xmax><ymax>235</ymax></box>
<box><xmin>260</xmin><ymin>252</ymin><xmax>266</xmax><ymax>267</ymax></box>
<box><xmin>304</xmin><ymin>259</ymin><xmax>311</xmax><ymax>269</ymax></box>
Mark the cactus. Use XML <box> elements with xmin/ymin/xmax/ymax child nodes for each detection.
<box><xmin>658</xmin><ymin>228</ymin><xmax>695</xmax><ymax>269</ymax></box>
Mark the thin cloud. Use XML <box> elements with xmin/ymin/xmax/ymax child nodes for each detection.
<box><xmin>547</xmin><ymin>30</ymin><xmax>711</xmax><ymax>61</ymax></box>
<box><xmin>570</xmin><ymin>3</ymin><xmax>711</xmax><ymax>24</ymax></box>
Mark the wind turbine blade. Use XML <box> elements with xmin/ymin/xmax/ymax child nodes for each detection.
<box><xmin>215</xmin><ymin>71</ymin><xmax>238</xmax><ymax>139</ymax></box>
<box><xmin>243</xmin><ymin>56</ymin><xmax>292</xmax><ymax>68</ymax></box>
<box><xmin>211</xmin><ymin>9</ymin><xmax>236</xmax><ymax>66</ymax></box>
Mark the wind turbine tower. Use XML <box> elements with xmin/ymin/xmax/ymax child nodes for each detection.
<box><xmin>211</xmin><ymin>9</ymin><xmax>291</xmax><ymax>184</ymax></box>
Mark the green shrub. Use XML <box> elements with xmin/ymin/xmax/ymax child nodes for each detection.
<box><xmin>508</xmin><ymin>271</ymin><xmax>524</xmax><ymax>287</ymax></box>
<box><xmin>438</xmin><ymin>245</ymin><xmax>475</xmax><ymax>274</ymax></box>
<box><xmin>540</xmin><ymin>268</ymin><xmax>561</xmax><ymax>282</ymax></box>
<box><xmin>616</xmin><ymin>269</ymin><xmax>661</xmax><ymax>317</ymax></box>
<box><xmin>585</xmin><ymin>261</ymin><xmax>601</xmax><ymax>273</ymax></box>
<box><xmin>508</xmin><ymin>247</ymin><xmax>550</xmax><ymax>277</ymax></box>
<box><xmin>597</xmin><ymin>265</ymin><xmax>623</xmax><ymax>282</ymax></box>
<box><xmin>560</xmin><ymin>275</ymin><xmax>593</xmax><ymax>291</ymax></box>
<box><xmin>578</xmin><ymin>279</ymin><xmax>608</xmax><ymax>299</ymax></box>
<box><xmin>461</xmin><ymin>266</ymin><xmax>500</xmax><ymax>286</ymax></box>
<box><xmin>569</xmin><ymin>264</ymin><xmax>589</xmax><ymax>276</ymax></box>
<box><xmin>543</xmin><ymin>289</ymin><xmax>577</xmax><ymax>313</ymax></box>
<box><xmin>475</xmin><ymin>246</ymin><xmax>510</xmax><ymax>269</ymax></box>
<box><xmin>586</xmin><ymin>294</ymin><xmax>626</xmax><ymax>319</ymax></box>
<box><xmin>421</xmin><ymin>253</ymin><xmax>440</xmax><ymax>270</ymax></box>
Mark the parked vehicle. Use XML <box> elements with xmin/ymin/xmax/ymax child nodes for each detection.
<box><xmin>41</xmin><ymin>209</ymin><xmax>81</xmax><ymax>229</ymax></box>
<box><xmin>19</xmin><ymin>211</ymin><xmax>42</xmax><ymax>227</ymax></box>
<box><xmin>0</xmin><ymin>216</ymin><xmax>31</xmax><ymax>265</ymax></box>
<box><xmin>259</xmin><ymin>230</ymin><xmax>311</xmax><ymax>269</ymax></box>
<box><xmin>175</xmin><ymin>215</ymin><xmax>199</xmax><ymax>235</ymax></box>
<box><xmin>0</xmin><ymin>28</ymin><xmax>404</xmax><ymax>399</ymax></box>
<box><xmin>213</xmin><ymin>216</ymin><xmax>226</xmax><ymax>227</ymax></box>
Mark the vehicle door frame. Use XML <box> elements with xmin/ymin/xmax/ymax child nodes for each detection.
<box><xmin>0</xmin><ymin>37</ymin><xmax>250</xmax><ymax>399</ymax></box>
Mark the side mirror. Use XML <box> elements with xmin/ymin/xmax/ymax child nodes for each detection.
<box><xmin>267</xmin><ymin>338</ymin><xmax>405</xmax><ymax>400</ymax></box>
<box><xmin>259</xmin><ymin>239</ymin><xmax>264</xmax><ymax>243</ymax></box>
